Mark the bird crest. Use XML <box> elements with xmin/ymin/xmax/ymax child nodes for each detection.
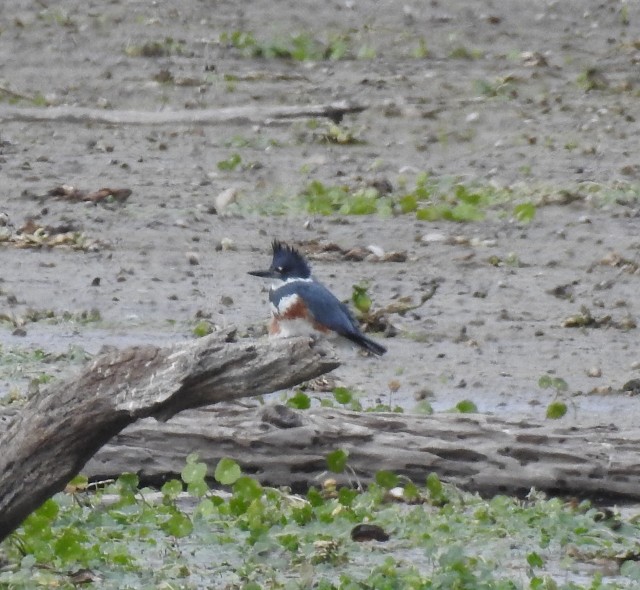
<box><xmin>270</xmin><ymin>240</ymin><xmax>311</xmax><ymax>279</ymax></box>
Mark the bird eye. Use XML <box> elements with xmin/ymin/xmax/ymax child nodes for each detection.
<box><xmin>276</xmin><ymin>266</ymin><xmax>284</xmax><ymax>273</ymax></box>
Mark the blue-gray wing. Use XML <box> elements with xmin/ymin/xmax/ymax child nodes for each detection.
<box><xmin>271</xmin><ymin>281</ymin><xmax>361</xmax><ymax>337</ymax></box>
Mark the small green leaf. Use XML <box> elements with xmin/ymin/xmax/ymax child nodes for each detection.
<box><xmin>375</xmin><ymin>470</ymin><xmax>399</xmax><ymax>489</ymax></box>
<box><xmin>398</xmin><ymin>194</ymin><xmax>418</xmax><ymax>213</ymax></box>
<box><xmin>162</xmin><ymin>512</ymin><xmax>193</xmax><ymax>537</ymax></box>
<box><xmin>116</xmin><ymin>472</ymin><xmax>139</xmax><ymax>491</ymax></box>
<box><xmin>287</xmin><ymin>390</ymin><xmax>311</xmax><ymax>409</ymax></box>
<box><xmin>326</xmin><ymin>448</ymin><xmax>349</xmax><ymax>473</ymax></box>
<box><xmin>514</xmin><ymin>202</ymin><xmax>536</xmax><ymax>223</ymax></box>
<box><xmin>538</xmin><ymin>374</ymin><xmax>553</xmax><ymax>389</ymax></box>
<box><xmin>233</xmin><ymin>476</ymin><xmax>263</xmax><ymax>501</ymax></box>
<box><xmin>217</xmin><ymin>153</ymin><xmax>242</xmax><ymax>171</ymax></box>
<box><xmin>53</xmin><ymin>528</ymin><xmax>84</xmax><ymax>560</ymax></box>
<box><xmin>161</xmin><ymin>479</ymin><xmax>183</xmax><ymax>499</ymax></box>
<box><xmin>195</xmin><ymin>498</ymin><xmax>217</xmax><ymax>518</ymax></box>
<box><xmin>181</xmin><ymin>460</ymin><xmax>207</xmax><ymax>484</ymax></box>
<box><xmin>455</xmin><ymin>399</ymin><xmax>478</xmax><ymax>413</ymax></box>
<box><xmin>307</xmin><ymin>487</ymin><xmax>324</xmax><ymax>507</ymax></box>
<box><xmin>426</xmin><ymin>472</ymin><xmax>443</xmax><ymax>497</ymax></box>
<box><xmin>187</xmin><ymin>480</ymin><xmax>209</xmax><ymax>497</ymax></box>
<box><xmin>193</xmin><ymin>320</ymin><xmax>212</xmax><ymax>338</ymax></box>
<box><xmin>546</xmin><ymin>401</ymin><xmax>567</xmax><ymax>419</ymax></box>
<box><xmin>333</xmin><ymin>386</ymin><xmax>353</xmax><ymax>405</ymax></box>
<box><xmin>338</xmin><ymin>486</ymin><xmax>359</xmax><ymax>506</ymax></box>
<box><xmin>67</xmin><ymin>474</ymin><xmax>88</xmax><ymax>489</ymax></box>
<box><xmin>416</xmin><ymin>206</ymin><xmax>440</xmax><ymax>221</ymax></box>
<box><xmin>214</xmin><ymin>457</ymin><xmax>242</xmax><ymax>485</ymax></box>
<box><xmin>551</xmin><ymin>377</ymin><xmax>569</xmax><ymax>392</ymax></box>
<box><xmin>404</xmin><ymin>482</ymin><xmax>420</xmax><ymax>501</ymax></box>
<box><xmin>352</xmin><ymin>285</ymin><xmax>372</xmax><ymax>313</ymax></box>
<box><xmin>35</xmin><ymin>498</ymin><xmax>60</xmax><ymax>520</ymax></box>
<box><xmin>527</xmin><ymin>551</ymin><xmax>544</xmax><ymax>568</ymax></box>
<box><xmin>455</xmin><ymin>185</ymin><xmax>482</xmax><ymax>205</ymax></box>
<box><xmin>414</xmin><ymin>400</ymin><xmax>433</xmax><ymax>415</ymax></box>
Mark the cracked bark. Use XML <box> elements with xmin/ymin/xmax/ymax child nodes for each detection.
<box><xmin>0</xmin><ymin>332</ymin><xmax>338</xmax><ymax>541</ymax></box>
<box><xmin>83</xmin><ymin>406</ymin><xmax>640</xmax><ymax>503</ymax></box>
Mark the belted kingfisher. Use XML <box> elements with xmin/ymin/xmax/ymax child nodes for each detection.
<box><xmin>249</xmin><ymin>240</ymin><xmax>387</xmax><ymax>356</ymax></box>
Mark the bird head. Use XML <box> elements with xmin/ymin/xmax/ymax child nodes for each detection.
<box><xmin>248</xmin><ymin>240</ymin><xmax>311</xmax><ymax>282</ymax></box>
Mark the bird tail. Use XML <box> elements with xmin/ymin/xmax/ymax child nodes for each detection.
<box><xmin>347</xmin><ymin>333</ymin><xmax>387</xmax><ymax>356</ymax></box>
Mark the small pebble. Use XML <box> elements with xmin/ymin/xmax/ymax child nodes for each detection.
<box><xmin>215</xmin><ymin>187</ymin><xmax>238</xmax><ymax>212</ymax></box>
<box><xmin>587</xmin><ymin>367</ymin><xmax>602</xmax><ymax>378</ymax></box>
<box><xmin>367</xmin><ymin>244</ymin><xmax>385</xmax><ymax>257</ymax></box>
<box><xmin>218</xmin><ymin>237</ymin><xmax>236</xmax><ymax>251</ymax></box>
<box><xmin>186</xmin><ymin>252</ymin><xmax>200</xmax><ymax>266</ymax></box>
<box><xmin>421</xmin><ymin>232</ymin><xmax>447</xmax><ymax>243</ymax></box>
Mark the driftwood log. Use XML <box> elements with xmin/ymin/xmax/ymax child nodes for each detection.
<box><xmin>85</xmin><ymin>406</ymin><xmax>640</xmax><ymax>502</ymax></box>
<box><xmin>0</xmin><ymin>101</ymin><xmax>365</xmax><ymax>126</ymax></box>
<box><xmin>0</xmin><ymin>332</ymin><xmax>339</xmax><ymax>542</ymax></box>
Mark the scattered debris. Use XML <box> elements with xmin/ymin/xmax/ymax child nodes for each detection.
<box><xmin>622</xmin><ymin>379</ymin><xmax>640</xmax><ymax>396</ymax></box>
<box><xmin>561</xmin><ymin>306</ymin><xmax>636</xmax><ymax>330</ymax></box>
<box><xmin>359</xmin><ymin>281</ymin><xmax>439</xmax><ymax>333</ymax></box>
<box><xmin>300</xmin><ymin>239</ymin><xmax>408</xmax><ymax>263</ymax></box>
<box><xmin>597</xmin><ymin>251</ymin><xmax>639</xmax><ymax>274</ymax></box>
<box><xmin>43</xmin><ymin>185</ymin><xmax>132</xmax><ymax>204</ymax></box>
<box><xmin>521</xmin><ymin>51</ymin><xmax>548</xmax><ymax>67</ymax></box>
<box><xmin>0</xmin><ymin>218</ymin><xmax>108</xmax><ymax>252</ymax></box>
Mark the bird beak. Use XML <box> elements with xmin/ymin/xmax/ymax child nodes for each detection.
<box><xmin>248</xmin><ymin>269</ymin><xmax>277</xmax><ymax>278</ymax></box>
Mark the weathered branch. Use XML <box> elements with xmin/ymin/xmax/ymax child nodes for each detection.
<box><xmin>0</xmin><ymin>101</ymin><xmax>365</xmax><ymax>126</ymax></box>
<box><xmin>0</xmin><ymin>332</ymin><xmax>339</xmax><ymax>541</ymax></box>
<box><xmin>85</xmin><ymin>406</ymin><xmax>640</xmax><ymax>502</ymax></box>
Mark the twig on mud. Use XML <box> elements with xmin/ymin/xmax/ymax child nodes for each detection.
<box><xmin>0</xmin><ymin>101</ymin><xmax>367</xmax><ymax>126</ymax></box>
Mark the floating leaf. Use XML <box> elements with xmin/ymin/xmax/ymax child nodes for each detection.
<box><xmin>233</xmin><ymin>476</ymin><xmax>263</xmax><ymax>501</ymax></box>
<box><xmin>214</xmin><ymin>457</ymin><xmax>242</xmax><ymax>485</ymax></box>
<box><xmin>53</xmin><ymin>528</ymin><xmax>84</xmax><ymax>560</ymax></box>
<box><xmin>333</xmin><ymin>386</ymin><xmax>353</xmax><ymax>405</ymax></box>
<box><xmin>455</xmin><ymin>399</ymin><xmax>478</xmax><ymax>413</ymax></box>
<box><xmin>287</xmin><ymin>390</ymin><xmax>311</xmax><ymax>409</ymax></box>
<box><xmin>162</xmin><ymin>512</ymin><xmax>193</xmax><ymax>538</ymax></box>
